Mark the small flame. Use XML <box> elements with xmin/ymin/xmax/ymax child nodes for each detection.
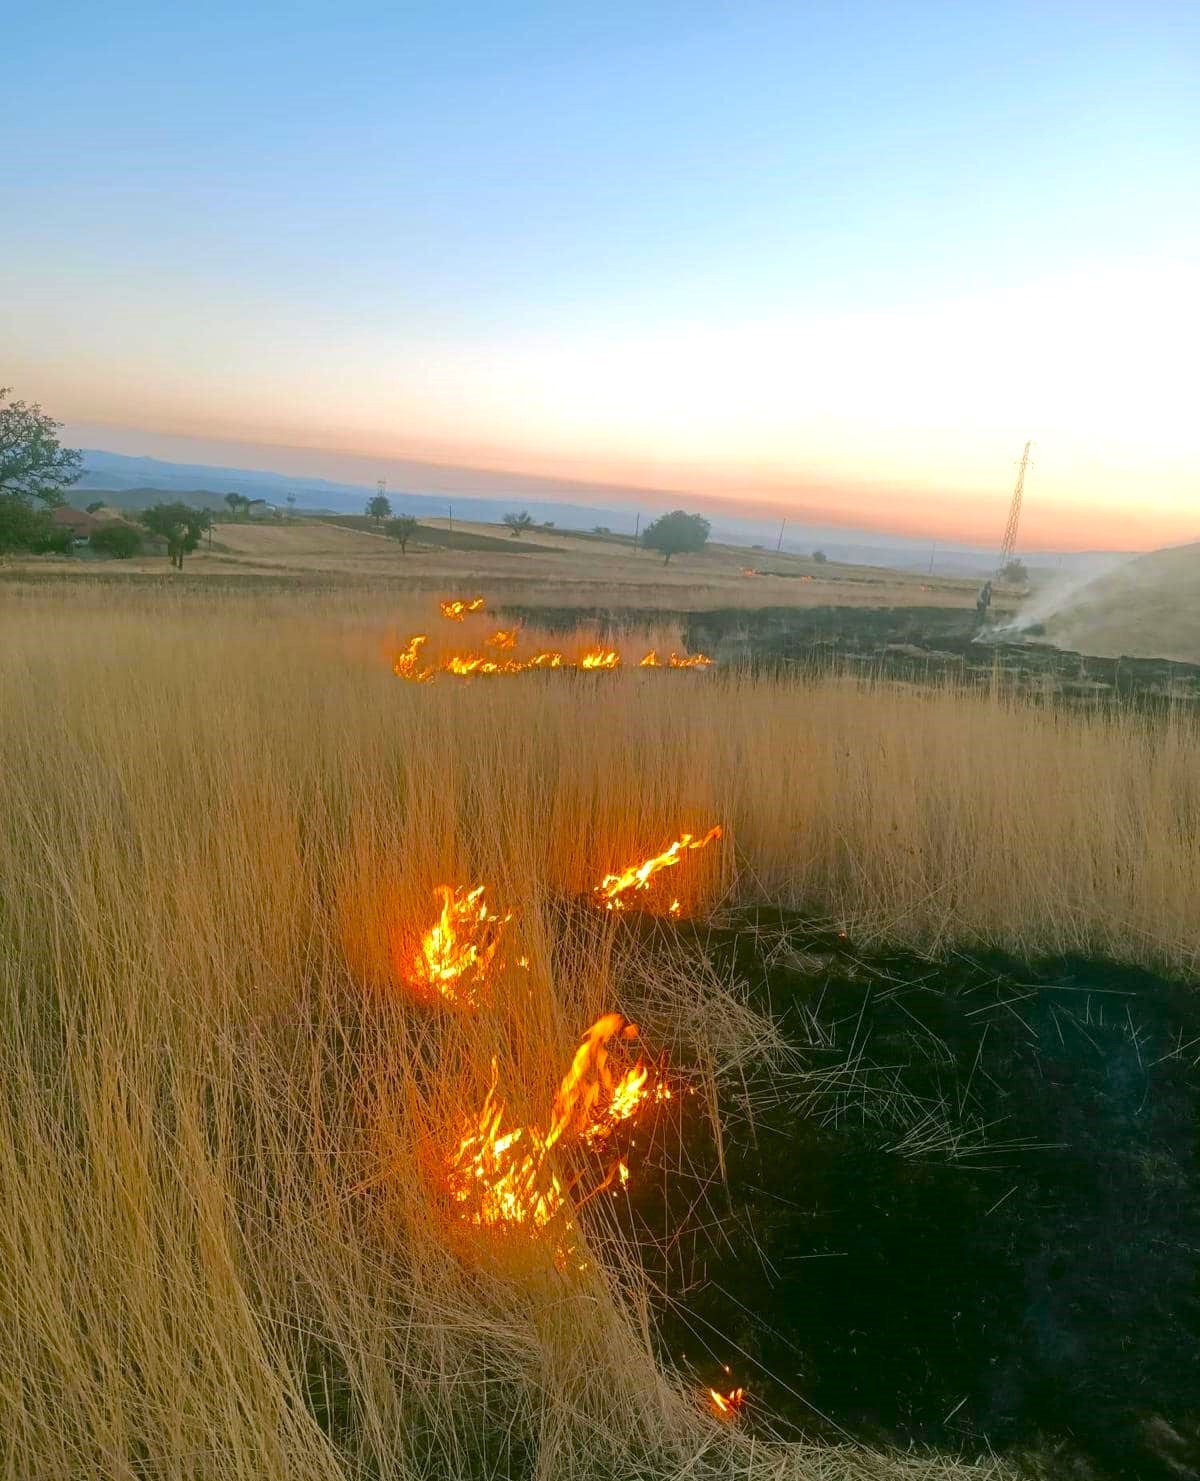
<box><xmin>638</xmin><ymin>650</ymin><xmax>661</xmax><ymax>667</ymax></box>
<box><xmin>402</xmin><ymin>884</ymin><xmax>512</xmax><ymax>1007</ymax></box>
<box><xmin>668</xmin><ymin>651</ymin><xmax>714</xmax><ymax>668</ymax></box>
<box><xmin>707</xmin><ymin>1387</ymin><xmax>747</xmax><ymax>1421</ymax></box>
<box><xmin>579</xmin><ymin>648</ymin><xmax>621</xmax><ymax>670</ymax></box>
<box><xmin>740</xmin><ymin>567</ymin><xmax>758</xmax><ymax>577</ymax></box>
<box><xmin>485</xmin><ymin>628</ymin><xmax>518</xmax><ymax>649</ymax></box>
<box><xmin>594</xmin><ymin>826</ymin><xmax>723</xmax><ymax>912</ymax></box>
<box><xmin>440</xmin><ymin>597</ymin><xmax>486</xmax><ymax>621</ymax></box>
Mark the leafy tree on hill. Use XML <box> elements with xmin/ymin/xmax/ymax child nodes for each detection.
<box><xmin>0</xmin><ymin>388</ymin><xmax>83</xmax><ymax>506</ymax></box>
<box><xmin>812</xmin><ymin>549</ymin><xmax>828</xmax><ymax>563</ymax></box>
<box><xmin>367</xmin><ymin>493</ymin><xmax>392</xmax><ymax>524</ymax></box>
<box><xmin>385</xmin><ymin>515</ymin><xmax>418</xmax><ymax>553</ymax></box>
<box><xmin>224</xmin><ymin>492</ymin><xmax>247</xmax><ymax>521</ymax></box>
<box><xmin>640</xmin><ymin>509</ymin><xmax>711</xmax><ymax>565</ymax></box>
<box><xmin>503</xmin><ymin>510</ymin><xmax>534</xmax><ymax>537</ymax></box>
<box><xmin>91</xmin><ymin>522</ymin><xmax>142</xmax><ymax>559</ymax></box>
<box><xmin>85</xmin><ymin>500</ymin><xmax>105</xmax><ymax>514</ymax></box>
<box><xmin>140</xmin><ymin>502</ymin><xmax>205</xmax><ymax>569</ymax></box>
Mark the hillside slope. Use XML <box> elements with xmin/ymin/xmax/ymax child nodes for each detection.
<box><xmin>1041</xmin><ymin>541</ymin><xmax>1200</xmax><ymax>663</ymax></box>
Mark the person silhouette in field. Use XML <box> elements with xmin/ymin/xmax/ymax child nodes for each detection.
<box><xmin>976</xmin><ymin>579</ymin><xmax>993</xmax><ymax>624</ymax></box>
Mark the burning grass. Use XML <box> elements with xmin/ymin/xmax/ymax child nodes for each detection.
<box><xmin>388</xmin><ymin>599</ymin><xmax>714</xmax><ymax>681</ymax></box>
<box><xmin>2</xmin><ymin>585</ymin><xmax>1199</xmax><ymax>1481</ymax></box>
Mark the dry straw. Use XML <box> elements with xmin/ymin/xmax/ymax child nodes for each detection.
<box><xmin>3</xmin><ymin>585</ymin><xmax>1193</xmax><ymax>1480</ymax></box>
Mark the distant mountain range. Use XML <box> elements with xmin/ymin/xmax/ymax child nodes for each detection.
<box><xmin>75</xmin><ymin>448</ymin><xmax>1124</xmax><ymax>579</ymax></box>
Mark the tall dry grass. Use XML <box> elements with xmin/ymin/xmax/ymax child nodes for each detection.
<box><xmin>2</xmin><ymin>585</ymin><xmax>1195</xmax><ymax>1481</ymax></box>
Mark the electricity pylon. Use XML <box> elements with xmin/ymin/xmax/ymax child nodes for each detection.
<box><xmin>998</xmin><ymin>441</ymin><xmax>1033</xmax><ymax>570</ymax></box>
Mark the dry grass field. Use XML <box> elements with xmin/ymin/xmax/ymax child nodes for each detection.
<box><xmin>2</xmin><ymin>582</ymin><xmax>1194</xmax><ymax>1481</ymax></box>
<box><xmin>2</xmin><ymin>513</ymin><xmax>1001</xmax><ymax>612</ymax></box>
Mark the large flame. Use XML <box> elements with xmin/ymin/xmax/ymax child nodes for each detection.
<box><xmin>392</xmin><ymin>634</ymin><xmax>434</xmax><ymax>682</ymax></box>
<box><xmin>402</xmin><ymin>884</ymin><xmax>512</xmax><ymax>1007</ymax></box>
<box><xmin>445</xmin><ymin>1014</ymin><xmax>663</xmax><ymax>1258</ymax></box>
<box><xmin>594</xmin><ymin>826</ymin><xmax>723</xmax><ymax>912</ymax></box>
<box><xmin>440</xmin><ymin>597</ymin><xmax>486</xmax><ymax>621</ymax></box>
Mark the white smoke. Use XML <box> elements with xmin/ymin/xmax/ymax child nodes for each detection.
<box><xmin>989</xmin><ymin>556</ymin><xmax>1130</xmax><ymax>640</ymax></box>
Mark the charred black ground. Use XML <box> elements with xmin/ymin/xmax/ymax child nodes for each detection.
<box><xmin>505</xmin><ymin>603</ymin><xmax>1200</xmax><ymax>708</ymax></box>
<box><xmin>616</xmin><ymin>912</ymin><xmax>1200</xmax><ymax>1480</ymax></box>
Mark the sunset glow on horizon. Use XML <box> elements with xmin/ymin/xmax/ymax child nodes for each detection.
<box><xmin>8</xmin><ymin>2</ymin><xmax>1199</xmax><ymax>553</ymax></box>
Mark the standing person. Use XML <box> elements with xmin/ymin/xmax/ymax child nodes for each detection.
<box><xmin>975</xmin><ymin>579</ymin><xmax>993</xmax><ymax>623</ymax></box>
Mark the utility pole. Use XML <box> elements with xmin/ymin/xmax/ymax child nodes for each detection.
<box><xmin>776</xmin><ymin>517</ymin><xmax>786</xmax><ymax>554</ymax></box>
<box><xmin>928</xmin><ymin>542</ymin><xmax>936</xmax><ymax>576</ymax></box>
<box><xmin>634</xmin><ymin>511</ymin><xmax>640</xmax><ymax>546</ymax></box>
<box><xmin>447</xmin><ymin>501</ymin><xmax>453</xmax><ymax>546</ymax></box>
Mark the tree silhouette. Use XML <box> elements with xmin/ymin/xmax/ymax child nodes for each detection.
<box><xmin>0</xmin><ymin>388</ymin><xmax>82</xmax><ymax>505</ymax></box>
<box><xmin>385</xmin><ymin>515</ymin><xmax>418</xmax><ymax>553</ymax></box>
<box><xmin>641</xmin><ymin>510</ymin><xmax>711</xmax><ymax>565</ymax></box>
<box><xmin>503</xmin><ymin>511</ymin><xmax>534</xmax><ymax>537</ymax></box>
<box><xmin>141</xmin><ymin>503</ymin><xmax>206</xmax><ymax>569</ymax></box>
<box><xmin>367</xmin><ymin>493</ymin><xmax>392</xmax><ymax>524</ymax></box>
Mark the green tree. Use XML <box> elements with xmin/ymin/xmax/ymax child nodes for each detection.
<box><xmin>384</xmin><ymin>514</ymin><xmax>418</xmax><ymax>553</ymax></box>
<box><xmin>1001</xmin><ymin>558</ymin><xmax>1029</xmax><ymax>584</ymax></box>
<box><xmin>812</xmin><ymin>549</ymin><xmax>828</xmax><ymax>563</ymax></box>
<box><xmin>140</xmin><ymin>503</ymin><xmax>205</xmax><ymax>569</ymax></box>
<box><xmin>503</xmin><ymin>510</ymin><xmax>534</xmax><ymax>537</ymax></box>
<box><xmin>367</xmin><ymin>493</ymin><xmax>392</xmax><ymax>524</ymax></box>
<box><xmin>640</xmin><ymin>509</ymin><xmax>711</xmax><ymax>565</ymax></box>
<box><xmin>224</xmin><ymin>492</ymin><xmax>247</xmax><ymax>521</ymax></box>
<box><xmin>91</xmin><ymin>522</ymin><xmax>143</xmax><ymax>559</ymax></box>
<box><xmin>0</xmin><ymin>388</ymin><xmax>83</xmax><ymax>505</ymax></box>
<box><xmin>85</xmin><ymin>500</ymin><xmax>105</xmax><ymax>514</ymax></box>
<box><xmin>0</xmin><ymin>495</ymin><xmax>70</xmax><ymax>554</ymax></box>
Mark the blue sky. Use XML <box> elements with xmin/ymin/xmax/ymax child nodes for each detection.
<box><xmin>5</xmin><ymin>1</ymin><xmax>1198</xmax><ymax>546</ymax></box>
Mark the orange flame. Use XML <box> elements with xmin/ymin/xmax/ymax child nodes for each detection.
<box><xmin>391</xmin><ymin>633</ymin><xmax>713</xmax><ymax>683</ymax></box>
<box><xmin>392</xmin><ymin>634</ymin><xmax>434</xmax><ymax>682</ymax></box>
<box><xmin>445</xmin><ymin>1014</ymin><xmax>663</xmax><ymax>1257</ymax></box>
<box><xmin>594</xmin><ymin>826</ymin><xmax>723</xmax><ymax>912</ymax></box>
<box><xmin>640</xmin><ymin>650</ymin><xmax>713</xmax><ymax>669</ymax></box>
<box><xmin>579</xmin><ymin>648</ymin><xmax>620</xmax><ymax>670</ymax></box>
<box><xmin>440</xmin><ymin>597</ymin><xmax>486</xmax><ymax>621</ymax></box>
<box><xmin>446</xmin><ymin>1060</ymin><xmax>566</xmax><ymax>1233</ymax></box>
<box><xmin>707</xmin><ymin>1387</ymin><xmax>747</xmax><ymax>1421</ymax></box>
<box><xmin>402</xmin><ymin>884</ymin><xmax>512</xmax><ymax>1007</ymax></box>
